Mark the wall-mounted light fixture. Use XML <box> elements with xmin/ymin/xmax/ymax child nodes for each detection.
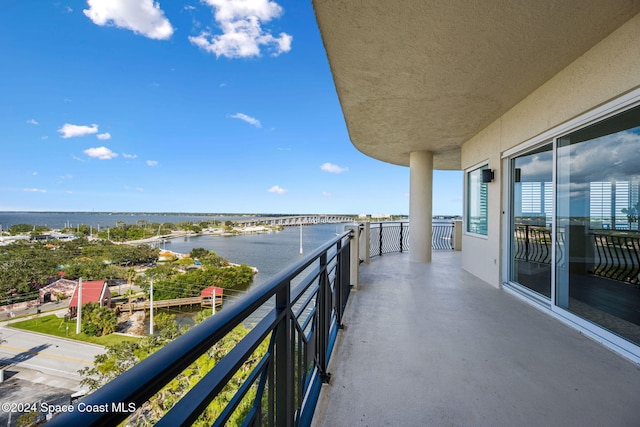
<box><xmin>482</xmin><ymin>169</ymin><xmax>495</xmax><ymax>183</ymax></box>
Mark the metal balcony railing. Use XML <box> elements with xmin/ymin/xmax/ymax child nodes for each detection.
<box><xmin>47</xmin><ymin>231</ymin><xmax>353</xmax><ymax>427</ymax></box>
<box><xmin>513</xmin><ymin>225</ymin><xmax>553</xmax><ymax>264</ymax></box>
<box><xmin>514</xmin><ymin>225</ymin><xmax>640</xmax><ymax>286</ymax></box>
<box><xmin>369</xmin><ymin>222</ymin><xmax>454</xmax><ymax>258</ymax></box>
<box><xmin>592</xmin><ymin>231</ymin><xmax>640</xmax><ymax>286</ymax></box>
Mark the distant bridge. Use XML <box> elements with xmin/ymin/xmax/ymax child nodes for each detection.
<box><xmin>235</xmin><ymin>215</ymin><xmax>354</xmax><ymax>227</ymax></box>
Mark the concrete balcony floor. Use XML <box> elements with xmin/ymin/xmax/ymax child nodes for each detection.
<box><xmin>312</xmin><ymin>251</ymin><xmax>640</xmax><ymax>426</ymax></box>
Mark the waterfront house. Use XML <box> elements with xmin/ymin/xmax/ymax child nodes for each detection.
<box><xmin>68</xmin><ymin>280</ymin><xmax>111</xmax><ymax>318</ymax></box>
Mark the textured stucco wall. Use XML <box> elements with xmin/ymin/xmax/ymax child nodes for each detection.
<box><xmin>461</xmin><ymin>12</ymin><xmax>640</xmax><ymax>287</ymax></box>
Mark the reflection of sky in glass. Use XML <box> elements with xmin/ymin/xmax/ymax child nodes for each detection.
<box><xmin>513</xmin><ymin>144</ymin><xmax>553</xmax><ymax>220</ymax></box>
<box><xmin>515</xmin><ymin>147</ymin><xmax>553</xmax><ymax>183</ymax></box>
<box><xmin>563</xmin><ymin>128</ymin><xmax>640</xmax><ymax>183</ymax></box>
<box><xmin>558</xmin><ymin>124</ymin><xmax>640</xmax><ymax>217</ymax></box>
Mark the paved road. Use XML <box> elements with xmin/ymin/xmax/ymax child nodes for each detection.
<box><xmin>0</xmin><ymin>322</ymin><xmax>106</xmax><ymax>426</ymax></box>
<box><xmin>0</xmin><ymin>326</ymin><xmax>104</xmax><ymax>383</ymax></box>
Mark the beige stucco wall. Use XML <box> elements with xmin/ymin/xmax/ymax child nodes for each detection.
<box><xmin>461</xmin><ymin>12</ymin><xmax>640</xmax><ymax>287</ymax></box>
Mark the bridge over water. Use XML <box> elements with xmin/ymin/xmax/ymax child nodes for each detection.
<box><xmin>235</xmin><ymin>215</ymin><xmax>354</xmax><ymax>227</ymax></box>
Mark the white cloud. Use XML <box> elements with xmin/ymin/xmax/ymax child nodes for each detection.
<box><xmin>32</xmin><ymin>172</ymin><xmax>38</xmax><ymax>176</ymax></box>
<box><xmin>24</xmin><ymin>188</ymin><xmax>47</xmax><ymax>193</ymax></box>
<box><xmin>58</xmin><ymin>123</ymin><xmax>99</xmax><ymax>138</ymax></box>
<box><xmin>147</xmin><ymin>160</ymin><xmax>159</xmax><ymax>166</ymax></box>
<box><xmin>136</xmin><ymin>187</ymin><xmax>145</xmax><ymax>192</ymax></box>
<box><xmin>97</xmin><ymin>132</ymin><xmax>111</xmax><ymax>140</ymax></box>
<box><xmin>122</xmin><ymin>153</ymin><xmax>138</xmax><ymax>159</ymax></box>
<box><xmin>84</xmin><ymin>0</ymin><xmax>174</xmax><ymax>40</ymax></box>
<box><xmin>26</xmin><ymin>119</ymin><xmax>38</xmax><ymax>125</ymax></box>
<box><xmin>322</xmin><ymin>191</ymin><xmax>332</xmax><ymax>197</ymax></box>
<box><xmin>320</xmin><ymin>162</ymin><xmax>348</xmax><ymax>174</ymax></box>
<box><xmin>268</xmin><ymin>185</ymin><xmax>287</xmax><ymax>195</ymax></box>
<box><xmin>230</xmin><ymin>113</ymin><xmax>261</xmax><ymax>127</ymax></box>
<box><xmin>189</xmin><ymin>0</ymin><xmax>292</xmax><ymax>58</ymax></box>
<box><xmin>84</xmin><ymin>146</ymin><xmax>118</xmax><ymax>160</ymax></box>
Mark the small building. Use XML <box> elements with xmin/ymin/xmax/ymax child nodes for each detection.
<box><xmin>200</xmin><ymin>286</ymin><xmax>223</xmax><ymax>308</ymax></box>
<box><xmin>68</xmin><ymin>280</ymin><xmax>112</xmax><ymax>318</ymax></box>
<box><xmin>39</xmin><ymin>278</ymin><xmax>77</xmax><ymax>303</ymax></box>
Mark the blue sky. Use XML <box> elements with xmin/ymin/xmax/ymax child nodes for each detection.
<box><xmin>0</xmin><ymin>0</ymin><xmax>462</xmax><ymax>215</ymax></box>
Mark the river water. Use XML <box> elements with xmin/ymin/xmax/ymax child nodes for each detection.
<box><xmin>166</xmin><ymin>223</ymin><xmax>348</xmax><ymax>288</ymax></box>
<box><xmin>0</xmin><ymin>211</ymin><xmax>350</xmax><ymax>290</ymax></box>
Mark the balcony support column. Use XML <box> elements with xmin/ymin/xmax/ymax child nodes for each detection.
<box><xmin>409</xmin><ymin>151</ymin><xmax>433</xmax><ymax>263</ymax></box>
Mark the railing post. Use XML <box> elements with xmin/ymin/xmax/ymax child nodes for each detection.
<box><xmin>525</xmin><ymin>225</ymin><xmax>530</xmax><ymax>262</ymax></box>
<box><xmin>346</xmin><ymin>225</ymin><xmax>360</xmax><ymax>290</ymax></box>
<box><xmin>335</xmin><ymin>239</ymin><xmax>344</xmax><ymax>327</ymax></box>
<box><xmin>275</xmin><ymin>282</ymin><xmax>293</xmax><ymax>427</ymax></box>
<box><xmin>449</xmin><ymin>223</ymin><xmax>454</xmax><ymax>250</ymax></box>
<box><xmin>453</xmin><ymin>220</ymin><xmax>462</xmax><ymax>251</ymax></box>
<box><xmin>400</xmin><ymin>222</ymin><xmax>404</xmax><ymax>253</ymax></box>
<box><xmin>378</xmin><ymin>222</ymin><xmax>383</xmax><ymax>256</ymax></box>
<box><xmin>340</xmin><ymin>238</ymin><xmax>351</xmax><ymax>318</ymax></box>
<box><xmin>317</xmin><ymin>252</ymin><xmax>331</xmax><ymax>383</ymax></box>
<box><xmin>360</xmin><ymin>222</ymin><xmax>370</xmax><ymax>264</ymax></box>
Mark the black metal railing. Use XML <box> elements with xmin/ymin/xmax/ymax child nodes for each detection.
<box><xmin>369</xmin><ymin>222</ymin><xmax>454</xmax><ymax>258</ymax></box>
<box><xmin>592</xmin><ymin>231</ymin><xmax>640</xmax><ymax>286</ymax></box>
<box><xmin>513</xmin><ymin>225</ymin><xmax>553</xmax><ymax>264</ymax></box>
<box><xmin>515</xmin><ymin>225</ymin><xmax>639</xmax><ymax>285</ymax></box>
<box><xmin>432</xmin><ymin>223</ymin><xmax>455</xmax><ymax>250</ymax></box>
<box><xmin>47</xmin><ymin>232</ymin><xmax>353</xmax><ymax>427</ymax></box>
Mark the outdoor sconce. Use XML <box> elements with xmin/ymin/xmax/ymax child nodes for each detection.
<box><xmin>482</xmin><ymin>169</ymin><xmax>495</xmax><ymax>183</ymax></box>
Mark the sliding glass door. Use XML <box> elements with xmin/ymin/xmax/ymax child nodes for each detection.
<box><xmin>556</xmin><ymin>106</ymin><xmax>640</xmax><ymax>345</ymax></box>
<box><xmin>508</xmin><ymin>104</ymin><xmax>640</xmax><ymax>347</ymax></box>
<box><xmin>509</xmin><ymin>143</ymin><xmax>553</xmax><ymax>298</ymax></box>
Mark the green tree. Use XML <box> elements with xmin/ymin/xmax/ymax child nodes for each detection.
<box><xmin>80</xmin><ymin>309</ymin><xmax>268</xmax><ymax>425</ymax></box>
<box><xmin>16</xmin><ymin>411</ymin><xmax>39</xmax><ymax>427</ymax></box>
<box><xmin>8</xmin><ymin>223</ymin><xmax>50</xmax><ymax>235</ymax></box>
<box><xmin>81</xmin><ymin>302</ymin><xmax>117</xmax><ymax>336</ymax></box>
<box><xmin>190</xmin><ymin>247</ymin><xmax>209</xmax><ymax>260</ymax></box>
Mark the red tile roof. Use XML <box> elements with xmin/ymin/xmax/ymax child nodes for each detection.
<box><xmin>69</xmin><ymin>280</ymin><xmax>110</xmax><ymax>307</ymax></box>
<box><xmin>200</xmin><ymin>286</ymin><xmax>224</xmax><ymax>298</ymax></box>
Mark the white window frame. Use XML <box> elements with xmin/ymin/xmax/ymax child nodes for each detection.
<box><xmin>464</xmin><ymin>161</ymin><xmax>490</xmax><ymax>238</ymax></box>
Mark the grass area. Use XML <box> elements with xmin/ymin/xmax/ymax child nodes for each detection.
<box><xmin>8</xmin><ymin>315</ymin><xmax>141</xmax><ymax>346</ymax></box>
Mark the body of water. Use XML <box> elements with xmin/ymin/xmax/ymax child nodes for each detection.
<box><xmin>167</xmin><ymin>223</ymin><xmax>348</xmax><ymax>288</ymax></box>
<box><xmin>0</xmin><ymin>211</ymin><xmax>257</xmax><ymax>231</ymax></box>
<box><xmin>0</xmin><ymin>211</ymin><xmax>351</xmax><ymax>290</ymax></box>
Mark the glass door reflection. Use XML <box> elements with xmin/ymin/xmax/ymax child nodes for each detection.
<box><xmin>510</xmin><ymin>143</ymin><xmax>553</xmax><ymax>298</ymax></box>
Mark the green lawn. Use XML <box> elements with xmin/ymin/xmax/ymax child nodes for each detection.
<box><xmin>8</xmin><ymin>315</ymin><xmax>141</xmax><ymax>346</ymax></box>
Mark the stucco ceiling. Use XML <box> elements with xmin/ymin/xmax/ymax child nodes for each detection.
<box><xmin>313</xmin><ymin>0</ymin><xmax>640</xmax><ymax>169</ymax></box>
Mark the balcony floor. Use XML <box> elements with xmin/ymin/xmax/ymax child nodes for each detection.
<box><xmin>312</xmin><ymin>251</ymin><xmax>640</xmax><ymax>426</ymax></box>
